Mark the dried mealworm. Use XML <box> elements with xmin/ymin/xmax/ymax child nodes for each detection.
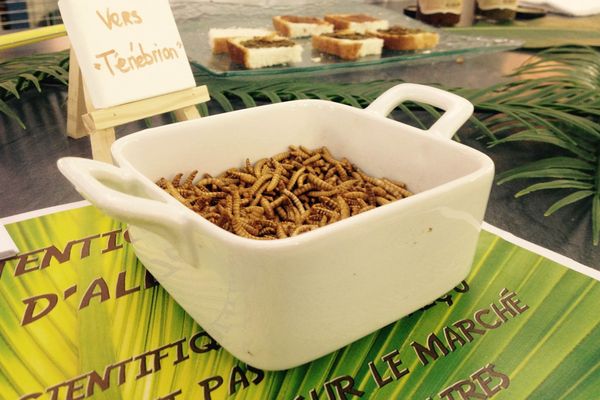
<box><xmin>241</xmin><ymin>220</ymin><xmax>260</xmax><ymax>236</ymax></box>
<box><xmin>376</xmin><ymin>197</ymin><xmax>391</xmax><ymax>206</ymax></box>
<box><xmin>164</xmin><ymin>181</ymin><xmax>189</xmax><ymax>204</ymax></box>
<box><xmin>302</xmin><ymin>153</ymin><xmax>322</xmax><ymax>165</ymax></box>
<box><xmin>283</xmin><ymin>189</ymin><xmax>305</xmax><ymax>214</ymax></box>
<box><xmin>232</xmin><ymin>218</ymin><xmax>270</xmax><ymax>240</ymax></box>
<box><xmin>337</xmin><ymin>195</ymin><xmax>350</xmax><ymax>219</ymax></box>
<box><xmin>228</xmin><ymin>170</ymin><xmax>257</xmax><ymax>184</ymax></box>
<box><xmin>308</xmin><ymin>180</ymin><xmax>357</xmax><ymax>197</ymax></box>
<box><xmin>275</xmin><ymin>206</ymin><xmax>287</xmax><ymax>221</ymax></box>
<box><xmin>324</xmin><ymin>167</ymin><xmax>337</xmax><ymax>180</ymax></box>
<box><xmin>245</xmin><ymin>206</ymin><xmax>265</xmax><ymax>217</ymax></box>
<box><xmin>320</xmin><ymin>146</ymin><xmax>336</xmax><ymax>163</ymax></box>
<box><xmin>272</xmin><ymin>150</ymin><xmax>290</xmax><ymax>162</ymax></box>
<box><xmin>318</xmin><ymin>215</ymin><xmax>328</xmax><ymax>227</ymax></box>
<box><xmin>246</xmin><ymin>174</ymin><xmax>273</xmax><ymax>197</ymax></box>
<box><xmin>276</xmin><ymin>223</ymin><xmax>288</xmax><ymax>239</ymax></box>
<box><xmin>307</xmin><ymin>173</ymin><xmax>335</xmax><ymax>191</ymax></box>
<box><xmin>286</xmin><ymin>166</ymin><xmax>306</xmax><ymax>191</ymax></box>
<box><xmin>299</xmin><ymin>145</ymin><xmax>314</xmax><ymax>156</ymax></box>
<box><xmin>291</xmin><ymin>224</ymin><xmax>318</xmax><ymax>236</ymax></box>
<box><xmin>343</xmin><ymin>191</ymin><xmax>368</xmax><ymax>200</ymax></box>
<box><xmin>197</xmin><ymin>191</ymin><xmax>228</xmax><ymax>199</ymax></box>
<box><xmin>172</xmin><ymin>173</ymin><xmax>184</xmax><ymax>187</ymax></box>
<box><xmin>254</xmin><ymin>158</ymin><xmax>268</xmax><ymax>177</ymax></box>
<box><xmin>356</xmin><ymin>205</ymin><xmax>376</xmax><ymax>215</ymax></box>
<box><xmin>259</xmin><ymin>226</ymin><xmax>277</xmax><ymax>236</ymax></box>
<box><xmin>371</xmin><ymin>186</ymin><xmax>387</xmax><ymax>197</ymax></box>
<box><xmin>383</xmin><ymin>177</ymin><xmax>407</xmax><ymax>189</ymax></box>
<box><xmin>267</xmin><ymin>172</ymin><xmax>281</xmax><ymax>192</ymax></box>
<box><xmin>319</xmin><ymin>196</ymin><xmax>339</xmax><ymax>211</ymax></box>
<box><xmin>183</xmin><ymin>170</ymin><xmax>198</xmax><ymax>187</ymax></box>
<box><xmin>249</xmin><ymin>181</ymin><xmax>270</xmax><ymax>206</ymax></box>
<box><xmin>294</xmin><ymin>183</ymin><xmax>317</xmax><ymax>196</ymax></box>
<box><xmin>271</xmin><ymin>195</ymin><xmax>287</xmax><ymax>208</ymax></box>
<box><xmin>232</xmin><ymin>190</ymin><xmax>242</xmax><ymax>218</ymax></box>
<box><xmin>312</xmin><ymin>206</ymin><xmax>339</xmax><ymax>221</ymax></box>
<box><xmin>260</xmin><ymin>197</ymin><xmax>275</xmax><ymax>219</ymax></box>
<box><xmin>335</xmin><ymin>163</ymin><xmax>348</xmax><ymax>179</ymax></box>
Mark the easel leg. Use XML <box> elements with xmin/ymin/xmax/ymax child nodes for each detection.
<box><xmin>66</xmin><ymin>49</ymin><xmax>90</xmax><ymax>139</ymax></box>
<box><xmin>173</xmin><ymin>105</ymin><xmax>201</xmax><ymax>121</ymax></box>
<box><xmin>90</xmin><ymin>128</ymin><xmax>116</xmax><ymax>164</ymax></box>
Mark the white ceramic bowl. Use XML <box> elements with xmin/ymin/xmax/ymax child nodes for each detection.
<box><xmin>58</xmin><ymin>83</ymin><xmax>494</xmax><ymax>370</ymax></box>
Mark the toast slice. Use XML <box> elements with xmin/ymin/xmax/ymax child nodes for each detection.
<box><xmin>272</xmin><ymin>15</ymin><xmax>334</xmax><ymax>38</ymax></box>
<box><xmin>226</xmin><ymin>35</ymin><xmax>303</xmax><ymax>69</ymax></box>
<box><xmin>209</xmin><ymin>28</ymin><xmax>274</xmax><ymax>54</ymax></box>
<box><xmin>324</xmin><ymin>14</ymin><xmax>388</xmax><ymax>34</ymax></box>
<box><xmin>371</xmin><ymin>26</ymin><xmax>439</xmax><ymax>50</ymax></box>
<box><xmin>312</xmin><ymin>31</ymin><xmax>384</xmax><ymax>61</ymax></box>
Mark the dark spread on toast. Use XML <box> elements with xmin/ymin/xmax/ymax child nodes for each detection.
<box><xmin>377</xmin><ymin>26</ymin><xmax>423</xmax><ymax>36</ymax></box>
<box><xmin>321</xmin><ymin>32</ymin><xmax>375</xmax><ymax>40</ymax></box>
<box><xmin>241</xmin><ymin>37</ymin><xmax>296</xmax><ymax>48</ymax></box>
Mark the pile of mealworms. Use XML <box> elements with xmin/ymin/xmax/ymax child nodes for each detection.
<box><xmin>156</xmin><ymin>145</ymin><xmax>412</xmax><ymax>240</ymax></box>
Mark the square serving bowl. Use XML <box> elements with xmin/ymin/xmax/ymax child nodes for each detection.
<box><xmin>58</xmin><ymin>83</ymin><xmax>494</xmax><ymax>370</ymax></box>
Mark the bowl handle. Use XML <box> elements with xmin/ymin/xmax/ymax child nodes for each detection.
<box><xmin>57</xmin><ymin>157</ymin><xmax>195</xmax><ymax>259</ymax></box>
<box><xmin>365</xmin><ymin>83</ymin><xmax>474</xmax><ymax>139</ymax></box>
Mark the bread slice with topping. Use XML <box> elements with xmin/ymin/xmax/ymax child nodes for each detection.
<box><xmin>324</xmin><ymin>14</ymin><xmax>388</xmax><ymax>34</ymax></box>
<box><xmin>372</xmin><ymin>26</ymin><xmax>439</xmax><ymax>50</ymax></box>
<box><xmin>312</xmin><ymin>31</ymin><xmax>384</xmax><ymax>61</ymax></box>
<box><xmin>209</xmin><ymin>28</ymin><xmax>274</xmax><ymax>54</ymax></box>
<box><xmin>272</xmin><ymin>15</ymin><xmax>334</xmax><ymax>38</ymax></box>
<box><xmin>226</xmin><ymin>35</ymin><xmax>303</xmax><ymax>69</ymax></box>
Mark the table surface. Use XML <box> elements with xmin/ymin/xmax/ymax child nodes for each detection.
<box><xmin>0</xmin><ymin>5</ymin><xmax>598</xmax><ymax>270</ymax></box>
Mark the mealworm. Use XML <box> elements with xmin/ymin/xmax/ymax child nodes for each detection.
<box><xmin>276</xmin><ymin>223</ymin><xmax>288</xmax><ymax>239</ymax></box>
<box><xmin>271</xmin><ymin>195</ymin><xmax>287</xmax><ymax>208</ymax></box>
<box><xmin>291</xmin><ymin>224</ymin><xmax>318</xmax><ymax>236</ymax></box>
<box><xmin>283</xmin><ymin>189</ymin><xmax>305</xmax><ymax>214</ymax></box>
<box><xmin>247</xmin><ymin>174</ymin><xmax>273</xmax><ymax>197</ymax></box>
<box><xmin>299</xmin><ymin>145</ymin><xmax>314</xmax><ymax>156</ymax></box>
<box><xmin>356</xmin><ymin>205</ymin><xmax>376</xmax><ymax>215</ymax></box>
<box><xmin>275</xmin><ymin>206</ymin><xmax>287</xmax><ymax>220</ymax></box>
<box><xmin>254</xmin><ymin>158</ymin><xmax>268</xmax><ymax>177</ymax></box>
<box><xmin>172</xmin><ymin>173</ymin><xmax>183</xmax><ymax>187</ymax></box>
<box><xmin>302</xmin><ymin>153</ymin><xmax>322</xmax><ymax>165</ymax></box>
<box><xmin>260</xmin><ymin>197</ymin><xmax>275</xmax><ymax>219</ymax></box>
<box><xmin>249</xmin><ymin>181</ymin><xmax>270</xmax><ymax>206</ymax></box>
<box><xmin>183</xmin><ymin>170</ymin><xmax>198</xmax><ymax>187</ymax></box>
<box><xmin>259</xmin><ymin>226</ymin><xmax>277</xmax><ymax>236</ymax></box>
<box><xmin>383</xmin><ymin>177</ymin><xmax>408</xmax><ymax>189</ymax></box>
<box><xmin>376</xmin><ymin>197</ymin><xmax>391</xmax><ymax>206</ymax></box>
<box><xmin>164</xmin><ymin>181</ymin><xmax>189</xmax><ymax>204</ymax></box>
<box><xmin>272</xmin><ymin>151</ymin><xmax>290</xmax><ymax>162</ymax></box>
<box><xmin>287</xmin><ymin>166</ymin><xmax>306</xmax><ymax>191</ymax></box>
<box><xmin>337</xmin><ymin>195</ymin><xmax>350</xmax><ymax>219</ymax></box>
<box><xmin>294</xmin><ymin>183</ymin><xmax>317</xmax><ymax>196</ymax></box>
<box><xmin>227</xmin><ymin>170</ymin><xmax>257</xmax><ymax>184</ymax></box>
<box><xmin>319</xmin><ymin>196</ymin><xmax>339</xmax><ymax>211</ymax></box>
<box><xmin>312</xmin><ymin>205</ymin><xmax>339</xmax><ymax>221</ymax></box>
<box><xmin>307</xmin><ymin>173</ymin><xmax>335</xmax><ymax>191</ymax></box>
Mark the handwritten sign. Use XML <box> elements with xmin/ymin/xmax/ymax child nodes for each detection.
<box><xmin>58</xmin><ymin>0</ymin><xmax>196</xmax><ymax>109</ymax></box>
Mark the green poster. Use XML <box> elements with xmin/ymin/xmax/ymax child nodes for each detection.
<box><xmin>1</xmin><ymin>204</ymin><xmax>599</xmax><ymax>400</ymax></box>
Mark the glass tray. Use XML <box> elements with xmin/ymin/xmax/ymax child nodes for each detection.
<box><xmin>172</xmin><ymin>0</ymin><xmax>523</xmax><ymax>77</ymax></box>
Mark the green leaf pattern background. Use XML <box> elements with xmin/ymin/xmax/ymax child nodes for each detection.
<box><xmin>1</xmin><ymin>206</ymin><xmax>599</xmax><ymax>399</ymax></box>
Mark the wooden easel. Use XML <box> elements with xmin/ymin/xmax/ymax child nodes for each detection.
<box><xmin>66</xmin><ymin>48</ymin><xmax>210</xmax><ymax>163</ymax></box>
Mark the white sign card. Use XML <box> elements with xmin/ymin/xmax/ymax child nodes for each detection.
<box><xmin>58</xmin><ymin>0</ymin><xmax>196</xmax><ymax>109</ymax></box>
